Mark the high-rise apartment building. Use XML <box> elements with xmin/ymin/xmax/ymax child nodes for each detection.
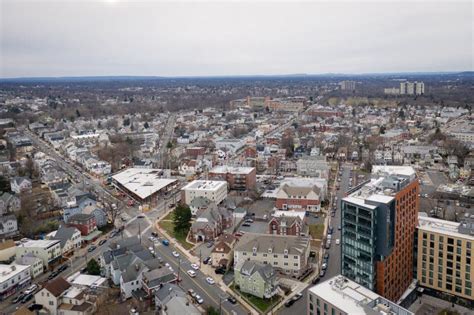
<box><xmin>341</xmin><ymin>166</ymin><xmax>419</xmax><ymax>301</ymax></box>
<box><xmin>400</xmin><ymin>81</ymin><xmax>424</xmax><ymax>95</ymax></box>
<box><xmin>340</xmin><ymin>80</ymin><xmax>356</xmax><ymax>91</ymax></box>
<box><xmin>416</xmin><ymin>214</ymin><xmax>473</xmax><ymax>304</ymax></box>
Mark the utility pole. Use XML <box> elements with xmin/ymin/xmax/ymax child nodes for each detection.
<box><xmin>199</xmin><ymin>249</ymin><xmax>202</xmax><ymax>268</ymax></box>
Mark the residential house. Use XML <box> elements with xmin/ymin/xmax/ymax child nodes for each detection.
<box><xmin>268</xmin><ymin>215</ymin><xmax>305</xmax><ymax>236</ymax></box>
<box><xmin>34</xmin><ymin>277</ymin><xmax>71</xmax><ymax>315</ymax></box>
<box><xmin>82</xmin><ymin>205</ymin><xmax>107</xmax><ymax>227</ymax></box>
<box><xmin>0</xmin><ymin>239</ymin><xmax>16</xmax><ymax>263</ymax></box>
<box><xmin>67</xmin><ymin>213</ymin><xmax>97</xmax><ymax>237</ymax></box>
<box><xmin>234</xmin><ymin>260</ymin><xmax>278</xmax><ymax>299</ymax></box>
<box><xmin>141</xmin><ymin>268</ymin><xmax>178</xmax><ymax>297</ymax></box>
<box><xmin>10</xmin><ymin>177</ymin><xmax>32</xmax><ymax>194</ymax></box>
<box><xmin>154</xmin><ymin>284</ymin><xmax>200</xmax><ymax>315</ymax></box>
<box><xmin>0</xmin><ymin>192</ymin><xmax>20</xmax><ymax>215</ymax></box>
<box><xmin>211</xmin><ymin>233</ymin><xmax>237</xmax><ymax>269</ymax></box>
<box><xmin>17</xmin><ymin>253</ymin><xmax>44</xmax><ymax>278</ymax></box>
<box><xmin>51</xmin><ymin>226</ymin><xmax>82</xmax><ymax>256</ymax></box>
<box><xmin>0</xmin><ymin>214</ymin><xmax>18</xmax><ymax>239</ymax></box>
<box><xmin>16</xmin><ymin>239</ymin><xmax>62</xmax><ymax>269</ymax></box>
<box><xmin>296</xmin><ymin>156</ymin><xmax>329</xmax><ymax>179</ymax></box>
<box><xmin>234</xmin><ymin>233</ymin><xmax>311</xmax><ymax>277</ymax></box>
<box><xmin>275</xmin><ymin>183</ymin><xmax>321</xmax><ymax>211</ymax></box>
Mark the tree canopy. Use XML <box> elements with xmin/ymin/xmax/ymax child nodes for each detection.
<box><xmin>173</xmin><ymin>204</ymin><xmax>192</xmax><ymax>235</ymax></box>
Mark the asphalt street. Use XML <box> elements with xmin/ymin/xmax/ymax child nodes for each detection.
<box><xmin>277</xmin><ymin>163</ymin><xmax>352</xmax><ymax>315</ymax></box>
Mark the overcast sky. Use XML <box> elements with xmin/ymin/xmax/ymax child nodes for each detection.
<box><xmin>0</xmin><ymin>0</ymin><xmax>472</xmax><ymax>78</ymax></box>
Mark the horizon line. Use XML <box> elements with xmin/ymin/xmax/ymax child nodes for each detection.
<box><xmin>1</xmin><ymin>70</ymin><xmax>473</xmax><ymax>81</ymax></box>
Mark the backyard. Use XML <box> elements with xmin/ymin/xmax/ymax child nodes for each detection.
<box><xmin>231</xmin><ymin>283</ymin><xmax>281</xmax><ymax>314</ymax></box>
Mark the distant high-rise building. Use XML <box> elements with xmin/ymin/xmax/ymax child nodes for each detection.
<box><xmin>341</xmin><ymin>166</ymin><xmax>419</xmax><ymax>302</ymax></box>
<box><xmin>340</xmin><ymin>80</ymin><xmax>356</xmax><ymax>91</ymax></box>
<box><xmin>400</xmin><ymin>81</ymin><xmax>424</xmax><ymax>95</ymax></box>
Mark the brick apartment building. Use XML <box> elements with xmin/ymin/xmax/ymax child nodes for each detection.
<box><xmin>208</xmin><ymin>166</ymin><xmax>256</xmax><ymax>191</ymax></box>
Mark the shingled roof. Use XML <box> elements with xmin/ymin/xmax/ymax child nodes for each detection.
<box><xmin>43</xmin><ymin>277</ymin><xmax>71</xmax><ymax>297</ymax></box>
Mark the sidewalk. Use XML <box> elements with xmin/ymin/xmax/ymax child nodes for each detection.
<box><xmin>155</xmin><ymin>216</ymin><xmax>258</xmax><ymax>315</ymax></box>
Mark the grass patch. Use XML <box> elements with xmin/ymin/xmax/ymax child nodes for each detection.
<box><xmin>158</xmin><ymin>214</ymin><xmax>194</xmax><ymax>250</ymax></box>
<box><xmin>309</xmin><ymin>224</ymin><xmax>325</xmax><ymax>240</ymax></box>
<box><xmin>230</xmin><ymin>283</ymin><xmax>280</xmax><ymax>314</ymax></box>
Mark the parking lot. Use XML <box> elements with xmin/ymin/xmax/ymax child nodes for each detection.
<box><xmin>246</xmin><ymin>198</ymin><xmax>275</xmax><ymax>219</ymax></box>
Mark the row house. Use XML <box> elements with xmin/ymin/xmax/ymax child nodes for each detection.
<box><xmin>268</xmin><ymin>215</ymin><xmax>305</xmax><ymax>236</ymax></box>
<box><xmin>275</xmin><ymin>183</ymin><xmax>321</xmax><ymax>212</ymax></box>
<box><xmin>210</xmin><ymin>233</ymin><xmax>237</xmax><ymax>269</ymax></box>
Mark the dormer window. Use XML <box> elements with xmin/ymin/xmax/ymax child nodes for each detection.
<box><xmin>284</xmin><ymin>249</ymin><xmax>288</xmax><ymax>255</ymax></box>
<box><xmin>253</xmin><ymin>246</ymin><xmax>257</xmax><ymax>253</ymax></box>
<box><xmin>268</xmin><ymin>248</ymin><xmax>272</xmax><ymax>254</ymax></box>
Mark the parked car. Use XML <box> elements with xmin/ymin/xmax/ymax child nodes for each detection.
<box><xmin>190</xmin><ymin>263</ymin><xmax>199</xmax><ymax>270</ymax></box>
<box><xmin>284</xmin><ymin>299</ymin><xmax>295</xmax><ymax>307</ymax></box>
<box><xmin>215</xmin><ymin>267</ymin><xmax>226</xmax><ymax>275</ymax></box>
<box><xmin>292</xmin><ymin>293</ymin><xmax>303</xmax><ymax>301</ymax></box>
<box><xmin>324</xmin><ymin>253</ymin><xmax>329</xmax><ymax>260</ymax></box>
<box><xmin>99</xmin><ymin>239</ymin><xmax>107</xmax><ymax>246</ymax></box>
<box><xmin>336</xmin><ymin>239</ymin><xmax>340</xmax><ymax>245</ymax></box>
<box><xmin>227</xmin><ymin>296</ymin><xmax>237</xmax><ymax>304</ymax></box>
<box><xmin>206</xmin><ymin>241</ymin><xmax>214</xmax><ymax>248</ymax></box>
<box><xmin>321</xmin><ymin>263</ymin><xmax>327</xmax><ymax>270</ymax></box>
<box><xmin>206</xmin><ymin>277</ymin><xmax>215</xmax><ymax>285</ymax></box>
<box><xmin>172</xmin><ymin>251</ymin><xmax>180</xmax><ymax>258</ymax></box>
<box><xmin>188</xmin><ymin>289</ymin><xmax>197</xmax><ymax>298</ymax></box>
<box><xmin>57</xmin><ymin>265</ymin><xmax>68</xmax><ymax>272</ymax></box>
<box><xmin>312</xmin><ymin>277</ymin><xmax>320</xmax><ymax>284</ymax></box>
<box><xmin>151</xmin><ymin>232</ymin><xmax>158</xmax><ymax>237</ymax></box>
<box><xmin>187</xmin><ymin>270</ymin><xmax>197</xmax><ymax>278</ymax></box>
<box><xmin>162</xmin><ymin>239</ymin><xmax>170</xmax><ymax>246</ymax></box>
<box><xmin>203</xmin><ymin>256</ymin><xmax>211</xmax><ymax>264</ymax></box>
<box><xmin>195</xmin><ymin>295</ymin><xmax>204</xmax><ymax>304</ymax></box>
<box><xmin>242</xmin><ymin>223</ymin><xmax>251</xmax><ymax>227</ymax></box>
<box><xmin>12</xmin><ymin>294</ymin><xmax>24</xmax><ymax>304</ymax></box>
<box><xmin>88</xmin><ymin>245</ymin><xmax>97</xmax><ymax>252</ymax></box>
<box><xmin>21</xmin><ymin>293</ymin><xmax>33</xmax><ymax>303</ymax></box>
<box><xmin>24</xmin><ymin>284</ymin><xmax>38</xmax><ymax>295</ymax></box>
<box><xmin>319</xmin><ymin>270</ymin><xmax>326</xmax><ymax>277</ymax></box>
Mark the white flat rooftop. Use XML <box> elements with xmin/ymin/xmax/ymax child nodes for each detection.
<box><xmin>418</xmin><ymin>215</ymin><xmax>473</xmax><ymax>240</ymax></box>
<box><xmin>309</xmin><ymin>275</ymin><xmax>413</xmax><ymax>315</ymax></box>
<box><xmin>112</xmin><ymin>168</ymin><xmax>177</xmax><ymax>200</ymax></box>
<box><xmin>21</xmin><ymin>239</ymin><xmax>60</xmax><ymax>248</ymax></box>
<box><xmin>372</xmin><ymin>165</ymin><xmax>416</xmax><ymax>177</ymax></box>
<box><xmin>0</xmin><ymin>263</ymin><xmax>30</xmax><ymax>283</ymax></box>
<box><xmin>210</xmin><ymin>165</ymin><xmax>255</xmax><ymax>175</ymax></box>
<box><xmin>182</xmin><ymin>180</ymin><xmax>227</xmax><ymax>191</ymax></box>
<box><xmin>67</xmin><ymin>272</ymin><xmax>108</xmax><ymax>288</ymax></box>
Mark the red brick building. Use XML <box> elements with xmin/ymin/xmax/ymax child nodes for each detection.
<box><xmin>67</xmin><ymin>213</ymin><xmax>97</xmax><ymax>236</ymax></box>
<box><xmin>268</xmin><ymin>216</ymin><xmax>304</xmax><ymax>236</ymax></box>
<box><xmin>186</xmin><ymin>146</ymin><xmax>206</xmax><ymax>159</ymax></box>
<box><xmin>208</xmin><ymin>166</ymin><xmax>256</xmax><ymax>191</ymax></box>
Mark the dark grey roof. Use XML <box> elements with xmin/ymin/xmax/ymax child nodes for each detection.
<box><xmin>142</xmin><ymin>268</ymin><xmax>176</xmax><ymax>288</ymax></box>
<box><xmin>239</xmin><ymin>260</ymin><xmax>275</xmax><ymax>281</ymax></box>
<box><xmin>52</xmin><ymin>225</ymin><xmax>79</xmax><ymax>249</ymax></box>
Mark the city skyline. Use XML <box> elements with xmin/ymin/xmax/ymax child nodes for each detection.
<box><xmin>1</xmin><ymin>0</ymin><xmax>472</xmax><ymax>78</ymax></box>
